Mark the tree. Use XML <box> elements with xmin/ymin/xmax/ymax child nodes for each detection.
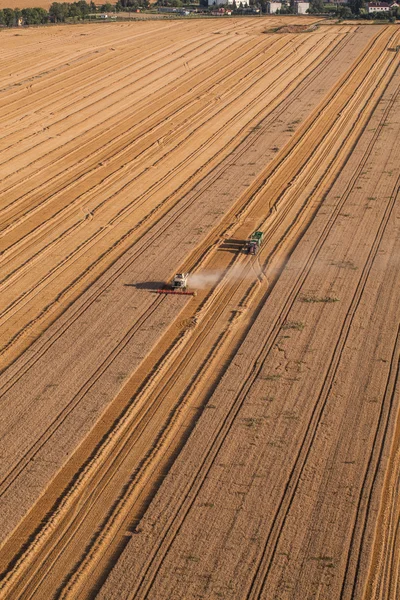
<box><xmin>76</xmin><ymin>1</ymin><xmax>91</xmax><ymax>17</ymax></box>
<box><xmin>258</xmin><ymin>0</ymin><xmax>267</xmax><ymax>12</ymax></box>
<box><xmin>68</xmin><ymin>4</ymin><xmax>82</xmax><ymax>19</ymax></box>
<box><xmin>3</xmin><ymin>8</ymin><xmax>16</xmax><ymax>25</ymax></box>
<box><xmin>308</xmin><ymin>0</ymin><xmax>325</xmax><ymax>13</ymax></box>
<box><xmin>37</xmin><ymin>7</ymin><xmax>49</xmax><ymax>21</ymax></box>
<box><xmin>337</xmin><ymin>5</ymin><xmax>352</xmax><ymax>18</ymax></box>
<box><xmin>49</xmin><ymin>2</ymin><xmax>69</xmax><ymax>22</ymax></box>
<box><xmin>22</xmin><ymin>8</ymin><xmax>39</xmax><ymax>23</ymax></box>
<box><xmin>278</xmin><ymin>3</ymin><xmax>294</xmax><ymax>13</ymax></box>
<box><xmin>349</xmin><ymin>0</ymin><xmax>365</xmax><ymax>14</ymax></box>
<box><xmin>21</xmin><ymin>7</ymin><xmax>48</xmax><ymax>23</ymax></box>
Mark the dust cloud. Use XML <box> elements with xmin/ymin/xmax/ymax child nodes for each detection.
<box><xmin>188</xmin><ymin>265</ymin><xmax>262</xmax><ymax>289</ymax></box>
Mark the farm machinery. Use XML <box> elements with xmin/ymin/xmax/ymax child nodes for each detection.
<box><xmin>172</xmin><ymin>273</ymin><xmax>189</xmax><ymax>290</ymax></box>
<box><xmin>156</xmin><ymin>273</ymin><xmax>196</xmax><ymax>296</ymax></box>
<box><xmin>245</xmin><ymin>231</ymin><xmax>264</xmax><ymax>255</ymax></box>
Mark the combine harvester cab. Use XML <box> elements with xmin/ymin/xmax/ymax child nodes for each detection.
<box><xmin>172</xmin><ymin>273</ymin><xmax>188</xmax><ymax>290</ymax></box>
<box><xmin>246</xmin><ymin>231</ymin><xmax>263</xmax><ymax>255</ymax></box>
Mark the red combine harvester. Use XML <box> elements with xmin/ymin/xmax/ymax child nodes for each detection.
<box><xmin>156</xmin><ymin>273</ymin><xmax>196</xmax><ymax>296</ymax></box>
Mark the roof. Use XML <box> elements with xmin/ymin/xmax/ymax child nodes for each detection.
<box><xmin>367</xmin><ymin>2</ymin><xmax>390</xmax><ymax>5</ymax></box>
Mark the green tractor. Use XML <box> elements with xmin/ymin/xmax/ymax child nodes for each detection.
<box><xmin>246</xmin><ymin>231</ymin><xmax>263</xmax><ymax>255</ymax></box>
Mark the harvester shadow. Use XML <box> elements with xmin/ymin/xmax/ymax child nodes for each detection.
<box><xmin>124</xmin><ymin>282</ymin><xmax>164</xmax><ymax>291</ymax></box>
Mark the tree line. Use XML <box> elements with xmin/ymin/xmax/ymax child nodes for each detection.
<box><xmin>0</xmin><ymin>1</ymin><xmax>150</xmax><ymax>26</ymax></box>
<box><xmin>1</xmin><ymin>0</ymin><xmax>399</xmax><ymax>26</ymax></box>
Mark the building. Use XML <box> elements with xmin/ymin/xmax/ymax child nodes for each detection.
<box><xmin>208</xmin><ymin>0</ymin><xmax>249</xmax><ymax>5</ymax></box>
<box><xmin>211</xmin><ymin>7</ymin><xmax>233</xmax><ymax>13</ymax></box>
<box><xmin>294</xmin><ymin>1</ymin><xmax>310</xmax><ymax>13</ymax></box>
<box><xmin>266</xmin><ymin>1</ymin><xmax>282</xmax><ymax>12</ymax></box>
<box><xmin>367</xmin><ymin>1</ymin><xmax>390</xmax><ymax>11</ymax></box>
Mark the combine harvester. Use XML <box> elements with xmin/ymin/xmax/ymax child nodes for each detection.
<box><xmin>156</xmin><ymin>273</ymin><xmax>196</xmax><ymax>296</ymax></box>
<box><xmin>245</xmin><ymin>231</ymin><xmax>264</xmax><ymax>255</ymax></box>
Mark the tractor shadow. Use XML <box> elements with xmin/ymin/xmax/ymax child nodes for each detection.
<box><xmin>218</xmin><ymin>238</ymin><xmax>244</xmax><ymax>254</ymax></box>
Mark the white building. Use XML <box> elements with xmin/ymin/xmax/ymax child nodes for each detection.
<box><xmin>294</xmin><ymin>1</ymin><xmax>310</xmax><ymax>13</ymax></box>
<box><xmin>367</xmin><ymin>1</ymin><xmax>390</xmax><ymax>10</ymax></box>
<box><xmin>266</xmin><ymin>1</ymin><xmax>282</xmax><ymax>12</ymax></box>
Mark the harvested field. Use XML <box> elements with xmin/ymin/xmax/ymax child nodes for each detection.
<box><xmin>0</xmin><ymin>17</ymin><xmax>399</xmax><ymax>600</ymax></box>
<box><xmin>0</xmin><ymin>0</ymin><xmax>51</xmax><ymax>8</ymax></box>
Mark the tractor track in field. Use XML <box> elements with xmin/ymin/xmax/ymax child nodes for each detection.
<box><xmin>363</xmin><ymin>335</ymin><xmax>400</xmax><ymax>600</ymax></box>
<box><xmin>247</xmin><ymin>162</ymin><xmax>400</xmax><ymax>600</ymax></box>
<box><xmin>0</xmin><ymin>22</ymin><xmax>185</xmax><ymax>92</ymax></box>
<box><xmin>0</xmin><ymin>27</ymin><xmax>246</xmax><ymax>172</ymax></box>
<box><xmin>368</xmin><ymin>454</ymin><xmax>400</xmax><ymax>599</ymax></box>
<box><xmin>0</xmin><ymin>26</ymin><xmax>258</xmax><ymax>209</ymax></box>
<box><xmin>0</xmin><ymin>23</ymin><xmax>211</xmax><ymax>123</ymax></box>
<box><xmin>0</xmin><ymin>30</ymin><xmax>265</xmax><ymax>202</ymax></box>
<box><xmin>0</xmin><ymin>20</ymin><xmax>241</xmax><ymax>118</ymax></box>
<box><xmin>0</xmin><ymin>20</ymin><xmax>270</xmax><ymax>155</ymax></box>
<box><xmin>0</xmin><ymin>31</ymin><xmax>274</xmax><ymax>267</ymax></box>
<box><xmin>0</xmin><ymin>257</ymin><xmax>253</xmax><ymax>600</ymax></box>
<box><xmin>0</xmin><ymin>295</ymin><xmax>166</xmax><ymax>498</ymax></box>
<box><xmin>342</xmin><ymin>325</ymin><xmax>400</xmax><ymax>600</ymax></box>
<box><xmin>0</xmin><ymin>24</ymin><xmax>396</xmax><ymax>600</ymax></box>
<box><xmin>1</xmin><ymin>31</ymin><xmax>328</xmax><ymax>233</ymax></box>
<box><xmin>182</xmin><ymin>26</ymin><xmax>398</xmax><ymax>290</ymax></box>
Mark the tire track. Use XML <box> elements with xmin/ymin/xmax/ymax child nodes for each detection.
<box><xmin>0</xmin><ymin>294</ymin><xmax>166</xmax><ymax>498</ymax></box>
<box><xmin>343</xmin><ymin>325</ymin><xmax>400</xmax><ymax>600</ymax></box>
<box><xmin>247</xmin><ymin>174</ymin><xmax>400</xmax><ymax>600</ymax></box>
<box><xmin>0</xmin><ymin>22</ymin><xmax>204</xmax><ymax>120</ymax></box>
<box><xmin>0</xmin><ymin>27</ymin><xmax>241</xmax><ymax>180</ymax></box>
